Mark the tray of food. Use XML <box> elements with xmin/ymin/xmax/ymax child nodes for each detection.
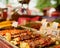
<box><xmin>0</xmin><ymin>21</ymin><xmax>60</xmax><ymax>48</ymax></box>
<box><xmin>0</xmin><ymin>29</ymin><xmax>60</xmax><ymax>48</ymax></box>
<box><xmin>0</xmin><ymin>35</ymin><xmax>18</xmax><ymax>48</ymax></box>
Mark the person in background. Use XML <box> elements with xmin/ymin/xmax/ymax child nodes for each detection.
<box><xmin>52</xmin><ymin>5</ymin><xmax>60</xmax><ymax>19</ymax></box>
<box><xmin>43</xmin><ymin>7</ymin><xmax>50</xmax><ymax>16</ymax></box>
<box><xmin>42</xmin><ymin>7</ymin><xmax>56</xmax><ymax>22</ymax></box>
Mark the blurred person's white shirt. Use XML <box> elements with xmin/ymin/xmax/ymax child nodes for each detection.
<box><xmin>8</xmin><ymin>0</ymin><xmax>21</xmax><ymax>8</ymax></box>
<box><xmin>47</xmin><ymin>8</ymin><xmax>56</xmax><ymax>17</ymax></box>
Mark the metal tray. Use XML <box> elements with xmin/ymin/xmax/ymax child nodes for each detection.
<box><xmin>0</xmin><ymin>35</ymin><xmax>18</xmax><ymax>48</ymax></box>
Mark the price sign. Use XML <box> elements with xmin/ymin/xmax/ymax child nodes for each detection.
<box><xmin>46</xmin><ymin>28</ymin><xmax>52</xmax><ymax>35</ymax></box>
<box><xmin>42</xmin><ymin>22</ymin><xmax>48</xmax><ymax>28</ymax></box>
<box><xmin>52</xmin><ymin>30</ymin><xmax>57</xmax><ymax>36</ymax></box>
<box><xmin>12</xmin><ymin>21</ymin><xmax>18</xmax><ymax>27</ymax></box>
<box><xmin>51</xmin><ymin>22</ymin><xmax>59</xmax><ymax>29</ymax></box>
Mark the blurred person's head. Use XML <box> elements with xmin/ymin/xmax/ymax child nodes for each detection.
<box><xmin>43</xmin><ymin>10</ymin><xmax>47</xmax><ymax>16</ymax></box>
<box><xmin>43</xmin><ymin>7</ymin><xmax>50</xmax><ymax>16</ymax></box>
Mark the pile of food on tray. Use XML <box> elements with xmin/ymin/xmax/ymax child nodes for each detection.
<box><xmin>0</xmin><ymin>20</ymin><xmax>60</xmax><ymax>48</ymax></box>
<box><xmin>0</xmin><ymin>28</ymin><xmax>60</xmax><ymax>48</ymax></box>
<box><xmin>0</xmin><ymin>29</ymin><xmax>54</xmax><ymax>48</ymax></box>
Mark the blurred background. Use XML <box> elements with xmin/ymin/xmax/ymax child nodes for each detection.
<box><xmin>0</xmin><ymin>0</ymin><xmax>60</xmax><ymax>22</ymax></box>
<box><xmin>0</xmin><ymin>0</ymin><xmax>60</xmax><ymax>11</ymax></box>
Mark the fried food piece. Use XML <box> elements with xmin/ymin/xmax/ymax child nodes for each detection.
<box><xmin>20</xmin><ymin>42</ymin><xmax>30</xmax><ymax>48</ymax></box>
<box><xmin>5</xmin><ymin>33</ymin><xmax>11</xmax><ymax>41</ymax></box>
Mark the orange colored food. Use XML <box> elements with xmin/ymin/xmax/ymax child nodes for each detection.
<box><xmin>54</xmin><ymin>45</ymin><xmax>60</xmax><ymax>48</ymax></box>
